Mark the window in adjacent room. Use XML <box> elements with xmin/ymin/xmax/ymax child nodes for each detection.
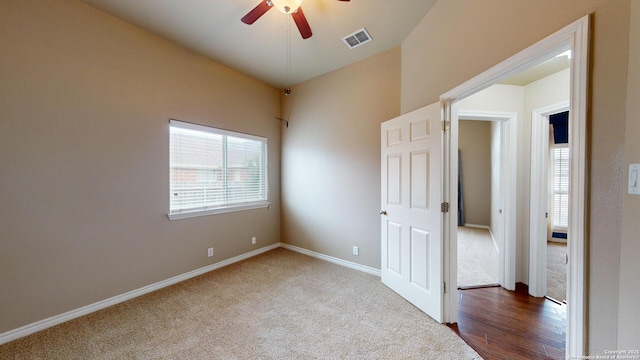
<box><xmin>168</xmin><ymin>119</ymin><xmax>268</xmax><ymax>220</ymax></box>
<box><xmin>550</xmin><ymin>146</ymin><xmax>569</xmax><ymax>229</ymax></box>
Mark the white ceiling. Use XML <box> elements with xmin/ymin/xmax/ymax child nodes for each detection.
<box><xmin>499</xmin><ymin>54</ymin><xmax>571</xmax><ymax>86</ymax></box>
<box><xmin>81</xmin><ymin>0</ymin><xmax>438</xmax><ymax>89</ymax></box>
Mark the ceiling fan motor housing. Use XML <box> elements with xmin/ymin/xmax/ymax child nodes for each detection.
<box><xmin>271</xmin><ymin>0</ymin><xmax>302</xmax><ymax>14</ymax></box>
<box><xmin>241</xmin><ymin>0</ymin><xmax>349</xmax><ymax>39</ymax></box>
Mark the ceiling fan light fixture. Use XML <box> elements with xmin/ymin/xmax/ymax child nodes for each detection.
<box><xmin>271</xmin><ymin>0</ymin><xmax>302</xmax><ymax>14</ymax></box>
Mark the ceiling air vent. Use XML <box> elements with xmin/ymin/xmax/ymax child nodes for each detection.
<box><xmin>343</xmin><ymin>28</ymin><xmax>372</xmax><ymax>49</ymax></box>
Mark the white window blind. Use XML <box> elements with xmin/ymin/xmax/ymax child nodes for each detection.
<box><xmin>551</xmin><ymin>147</ymin><xmax>569</xmax><ymax>228</ymax></box>
<box><xmin>169</xmin><ymin>120</ymin><xmax>268</xmax><ymax>220</ymax></box>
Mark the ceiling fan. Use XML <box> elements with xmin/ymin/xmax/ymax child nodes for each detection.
<box><xmin>241</xmin><ymin>0</ymin><xmax>350</xmax><ymax>39</ymax></box>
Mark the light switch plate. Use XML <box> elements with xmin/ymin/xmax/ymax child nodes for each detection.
<box><xmin>629</xmin><ymin>163</ymin><xmax>640</xmax><ymax>195</ymax></box>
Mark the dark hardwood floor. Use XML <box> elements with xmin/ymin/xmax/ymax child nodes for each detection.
<box><xmin>448</xmin><ymin>284</ymin><xmax>566</xmax><ymax>360</ymax></box>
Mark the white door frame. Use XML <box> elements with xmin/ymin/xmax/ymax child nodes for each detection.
<box><xmin>529</xmin><ymin>101</ymin><xmax>570</xmax><ymax>297</ymax></box>
<box><xmin>440</xmin><ymin>15</ymin><xmax>589</xmax><ymax>357</ymax></box>
<box><xmin>457</xmin><ymin>110</ymin><xmax>517</xmax><ymax>290</ymax></box>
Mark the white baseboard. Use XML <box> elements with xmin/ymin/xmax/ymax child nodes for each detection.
<box><xmin>462</xmin><ymin>223</ymin><xmax>490</xmax><ymax>229</ymax></box>
<box><xmin>488</xmin><ymin>227</ymin><xmax>499</xmax><ymax>253</ymax></box>
<box><xmin>0</xmin><ymin>243</ymin><xmax>280</xmax><ymax>346</ymax></box>
<box><xmin>279</xmin><ymin>243</ymin><xmax>381</xmax><ymax>277</ymax></box>
<box><xmin>0</xmin><ymin>242</ymin><xmax>380</xmax><ymax>346</ymax></box>
<box><xmin>462</xmin><ymin>224</ymin><xmax>499</xmax><ymax>253</ymax></box>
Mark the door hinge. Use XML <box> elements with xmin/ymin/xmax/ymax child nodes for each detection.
<box><xmin>441</xmin><ymin>202</ymin><xmax>449</xmax><ymax>213</ymax></box>
<box><xmin>443</xmin><ymin>281</ymin><xmax>447</xmax><ymax>293</ymax></box>
<box><xmin>442</xmin><ymin>120</ymin><xmax>450</xmax><ymax>132</ymax></box>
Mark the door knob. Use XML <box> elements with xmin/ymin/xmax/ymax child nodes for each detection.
<box><xmin>380</xmin><ymin>210</ymin><xmax>387</xmax><ymax>215</ymax></box>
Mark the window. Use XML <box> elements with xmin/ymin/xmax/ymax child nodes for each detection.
<box><xmin>168</xmin><ymin>120</ymin><xmax>268</xmax><ymax>220</ymax></box>
<box><xmin>551</xmin><ymin>146</ymin><xmax>569</xmax><ymax>229</ymax></box>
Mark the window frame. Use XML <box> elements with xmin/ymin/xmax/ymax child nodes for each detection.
<box><xmin>168</xmin><ymin>119</ymin><xmax>269</xmax><ymax>220</ymax></box>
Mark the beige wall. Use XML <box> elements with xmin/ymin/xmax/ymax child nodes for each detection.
<box><xmin>280</xmin><ymin>47</ymin><xmax>401</xmax><ymax>269</ymax></box>
<box><xmin>618</xmin><ymin>0</ymin><xmax>640</xmax><ymax>349</ymax></box>
<box><xmin>458</xmin><ymin>121</ymin><xmax>492</xmax><ymax>226</ymax></box>
<box><xmin>401</xmin><ymin>0</ymin><xmax>630</xmax><ymax>353</ymax></box>
<box><xmin>0</xmin><ymin>0</ymin><xmax>280</xmax><ymax>333</ymax></box>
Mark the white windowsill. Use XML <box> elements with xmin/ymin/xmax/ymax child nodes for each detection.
<box><xmin>167</xmin><ymin>201</ymin><xmax>270</xmax><ymax>220</ymax></box>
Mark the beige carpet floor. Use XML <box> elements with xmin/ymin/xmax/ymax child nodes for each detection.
<box><xmin>457</xmin><ymin>227</ymin><xmax>498</xmax><ymax>287</ymax></box>
<box><xmin>0</xmin><ymin>248</ymin><xmax>480</xmax><ymax>359</ymax></box>
<box><xmin>547</xmin><ymin>241</ymin><xmax>567</xmax><ymax>302</ymax></box>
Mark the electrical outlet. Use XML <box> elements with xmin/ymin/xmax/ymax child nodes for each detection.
<box><xmin>252</xmin><ymin>236</ymin><xmax>257</xmax><ymax>245</ymax></box>
<box><xmin>353</xmin><ymin>246</ymin><xmax>359</xmax><ymax>256</ymax></box>
<box><xmin>207</xmin><ymin>247</ymin><xmax>214</xmax><ymax>257</ymax></box>
<box><xmin>629</xmin><ymin>163</ymin><xmax>640</xmax><ymax>195</ymax></box>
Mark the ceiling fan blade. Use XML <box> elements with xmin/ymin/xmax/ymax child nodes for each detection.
<box><xmin>292</xmin><ymin>7</ymin><xmax>312</xmax><ymax>39</ymax></box>
<box><xmin>241</xmin><ymin>1</ymin><xmax>273</xmax><ymax>25</ymax></box>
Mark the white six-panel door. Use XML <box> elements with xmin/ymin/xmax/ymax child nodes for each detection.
<box><xmin>381</xmin><ymin>102</ymin><xmax>443</xmax><ymax>323</ymax></box>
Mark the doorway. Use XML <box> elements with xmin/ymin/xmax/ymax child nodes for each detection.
<box><xmin>457</xmin><ymin>120</ymin><xmax>497</xmax><ymax>289</ymax></box>
<box><xmin>453</xmin><ymin>88</ymin><xmax>570</xmax><ymax>358</ymax></box>
<box><xmin>530</xmin><ymin>102</ymin><xmax>571</xmax><ymax>302</ymax></box>
<box><xmin>455</xmin><ymin>111</ymin><xmax>518</xmax><ymax>291</ymax></box>
<box><xmin>440</xmin><ymin>16</ymin><xmax>589</xmax><ymax>356</ymax></box>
